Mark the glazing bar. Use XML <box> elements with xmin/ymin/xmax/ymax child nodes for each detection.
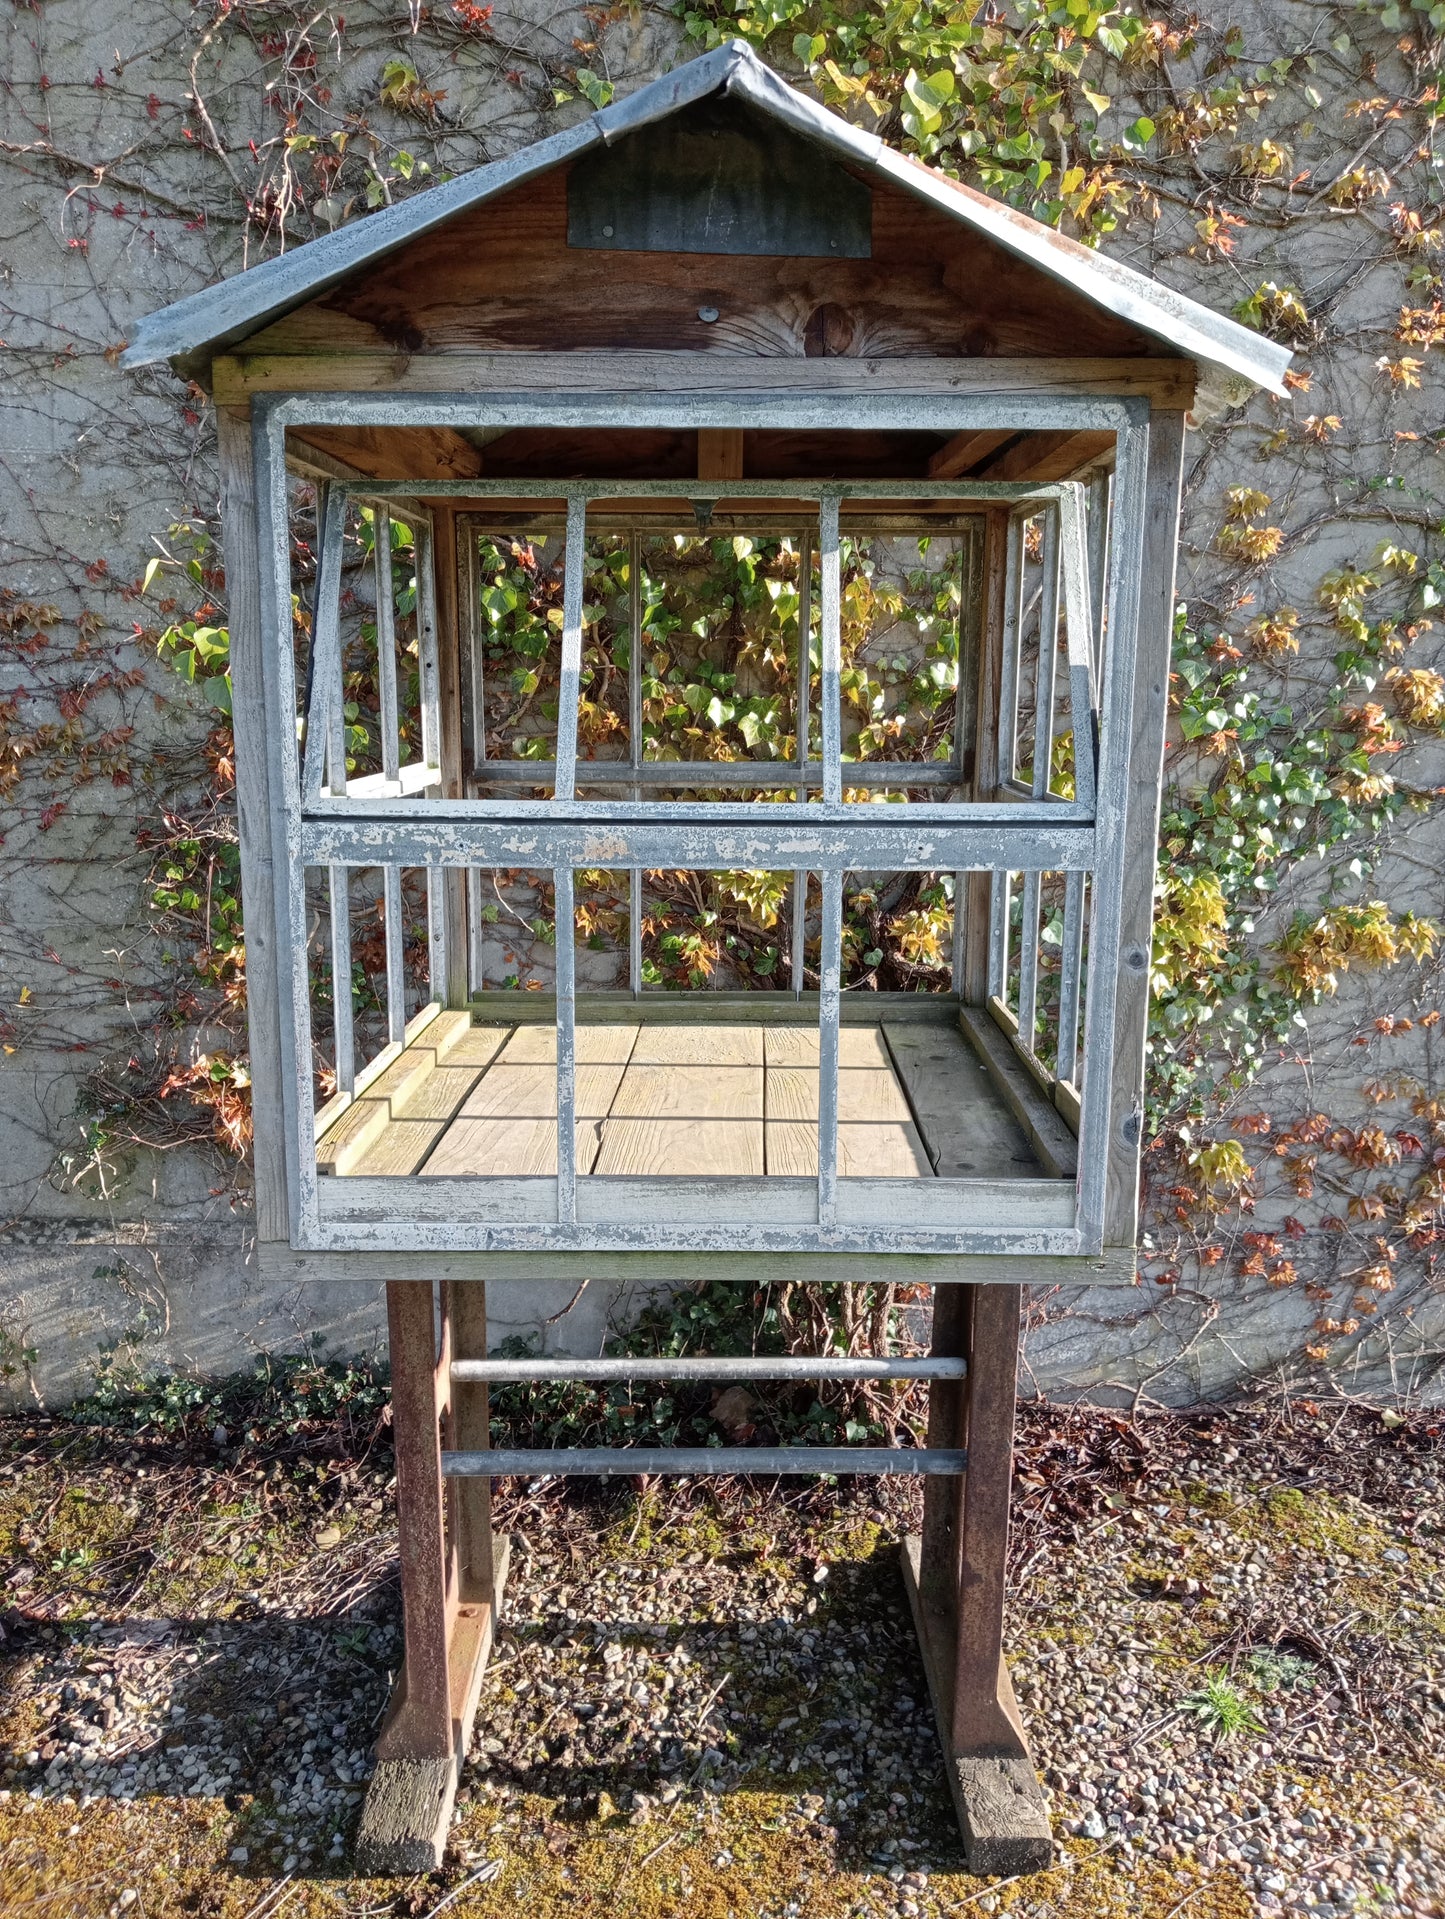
<box><xmin>819</xmin><ymin>495</ymin><xmax>842</xmax><ymax>808</ymax></box>
<box><xmin>302</xmin><ymin>485</ymin><xmax>347</xmax><ymax>802</ymax></box>
<box><xmin>950</xmin><ymin>525</ymin><xmax>980</xmax><ymax>997</ymax></box>
<box><xmin>383</xmin><ymin>862</ymin><xmax>406</xmax><ymax>1045</ymax></box>
<box><xmin>1058</xmin><ymin>485</ymin><xmax>1101</xmax><ymax>812</ymax></box>
<box><xmin>797</xmin><ymin>530</ymin><xmax>812</xmax><ymax>779</ymax></box>
<box><xmin>987</xmin><ymin>870</ymin><xmax>1012</xmax><ymax>1004</ymax></box>
<box><xmin>793</xmin><ymin>527</ymin><xmax>812</xmax><ymax>995</ymax></box>
<box><xmin>495</xmin><ymin>759</ymin><xmax>964</xmax><ymax>788</ymax></box>
<box><xmin>995</xmin><ymin>512</ymin><xmax>1025</xmax><ymax>792</ymax></box>
<box><xmin>328</xmin><ymin>865</ymin><xmax>354</xmax><ymax>1095</ymax></box>
<box><xmin>426</xmin><ymin>866</ymin><xmax>447</xmax><ymax>1004</ymax></box>
<box><xmin>1086</xmin><ymin>470</ymin><xmax>1111</xmax><ymax>668</ymax></box>
<box><xmin>333</xmin><ymin>477</ymin><xmax>1084</xmax><ymax>504</ymax></box>
<box><xmin>1032</xmin><ymin>507</ymin><xmax>1061</xmax><ymax>800</ymax></box>
<box><xmin>554</xmin><ymin>865</ymin><xmax>577</xmax><ymax>1224</ymax></box>
<box><xmin>415</xmin><ymin>519</ymin><xmax>441</xmax><ymax>775</ymax></box>
<box><xmin>629</xmin><ymin>527</ymin><xmax>643</xmax><ymax>997</ymax></box>
<box><xmin>467</xmin><ymin>869</ymin><xmax>485</xmax><ymax>997</ymax></box>
<box><xmin>461</xmin><ymin>519</ymin><xmax>486</xmax><ymax>770</ymax></box>
<box><xmin>554</xmin><ymin>494</ymin><xmax>587</xmax><ymax>803</ymax></box>
<box><xmin>442</xmin><ymin>1447</ymin><xmax>970</xmax><ymax>1478</ymax></box>
<box><xmin>818</xmin><ymin>867</ymin><xmax>842</xmax><ymax>1225</ymax></box>
<box><xmin>792</xmin><ymin>873</ymin><xmax>807</xmax><ymax>998</ymax></box>
<box><xmin>451</xmin><ymin>1356</ymin><xmax>968</xmax><ymax>1382</ymax></box>
<box><xmin>375</xmin><ymin>506</ymin><xmax>400</xmax><ymax>785</ymax></box>
<box><xmin>1056</xmin><ymin>869</ymin><xmax>1086</xmax><ymax>1086</ymax></box>
<box><xmin>1016</xmin><ymin>870</ymin><xmax>1042</xmax><ymax>1052</ymax></box>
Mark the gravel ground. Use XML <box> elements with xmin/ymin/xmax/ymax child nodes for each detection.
<box><xmin>0</xmin><ymin>1395</ymin><xmax>1441</xmax><ymax>1917</ymax></box>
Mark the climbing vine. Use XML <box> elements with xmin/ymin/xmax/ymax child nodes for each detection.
<box><xmin>2</xmin><ymin>0</ymin><xmax>1443</xmax><ymax>1392</ymax></box>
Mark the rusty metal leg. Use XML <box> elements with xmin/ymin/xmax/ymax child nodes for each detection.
<box><xmin>356</xmin><ymin>1279</ymin><xmax>509</xmax><ymax>1876</ymax></box>
<box><xmin>900</xmin><ymin>1283</ymin><xmax>1052</xmax><ymax>1877</ymax></box>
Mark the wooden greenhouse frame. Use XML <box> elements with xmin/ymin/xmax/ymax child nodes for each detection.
<box><xmin>126</xmin><ymin>42</ymin><xmax>1290</xmax><ymax>1878</ymax></box>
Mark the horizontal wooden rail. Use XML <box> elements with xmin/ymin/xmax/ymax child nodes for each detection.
<box><xmin>215</xmin><ymin>350</ymin><xmax>1196</xmax><ymax>407</ymax></box>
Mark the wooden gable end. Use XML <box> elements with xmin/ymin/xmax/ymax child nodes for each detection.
<box><xmin>239</xmin><ymin>168</ymin><xmax>1171</xmax><ymax>365</ymax></box>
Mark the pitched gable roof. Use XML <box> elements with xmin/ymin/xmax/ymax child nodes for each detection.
<box><xmin>124</xmin><ymin>41</ymin><xmax>1290</xmax><ymax>406</ymax></box>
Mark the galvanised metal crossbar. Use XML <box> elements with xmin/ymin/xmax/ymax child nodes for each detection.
<box><xmin>441</xmin><ymin>1447</ymin><xmax>969</xmax><ymax>1477</ymax></box>
<box><xmin>450</xmin><ymin>1356</ymin><xmax>968</xmax><ymax>1381</ymax></box>
<box><xmin>253</xmin><ymin>403</ymin><xmax>1150</xmax><ymax>1263</ymax></box>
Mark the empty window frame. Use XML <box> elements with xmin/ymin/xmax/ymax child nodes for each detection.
<box><xmin>254</xmin><ymin>445</ymin><xmax>1150</xmax><ymax>1259</ymax></box>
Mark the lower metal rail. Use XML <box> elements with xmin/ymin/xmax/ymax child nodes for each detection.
<box><xmin>442</xmin><ymin>1447</ymin><xmax>968</xmax><ymax>1477</ymax></box>
<box><xmin>450</xmin><ymin>1356</ymin><xmax>966</xmax><ymax>1383</ymax></box>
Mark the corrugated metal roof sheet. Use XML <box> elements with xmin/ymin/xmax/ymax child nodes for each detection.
<box><xmin>123</xmin><ymin>40</ymin><xmax>1290</xmax><ymax>401</ymax></box>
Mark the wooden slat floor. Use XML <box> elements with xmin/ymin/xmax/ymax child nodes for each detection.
<box><xmin>316</xmin><ymin>1011</ymin><xmax>1048</xmax><ymax>1182</ymax></box>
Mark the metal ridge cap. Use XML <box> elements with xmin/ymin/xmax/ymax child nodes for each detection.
<box><xmin>724</xmin><ymin>47</ymin><xmax>885</xmax><ymax>165</ymax></box>
<box><xmin>594</xmin><ymin>40</ymin><xmax>749</xmax><ymax>145</ymax></box>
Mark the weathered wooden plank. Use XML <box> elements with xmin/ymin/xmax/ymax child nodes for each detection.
<box><xmin>469</xmin><ymin>990</ymin><xmax>959</xmax><ymax>1026</ymax></box>
<box><xmin>423</xmin><ymin>1047</ymin><xmax>630</xmax><ymax>1178</ymax></box>
<box><xmin>422</xmin><ymin>1022</ymin><xmax>631</xmax><ymax>1178</ymax></box>
<box><xmin>882</xmin><ymin>1022</ymin><xmax>1044</xmax><ymax>1179</ymax></box>
<box><xmin>766</xmin><ymin>1064</ymin><xmax>912</xmax><ymax>1124</ymax></box>
<box><xmin>216</xmin><ymin>410</ymin><xmax>288</xmax><ymax>1245</ymax></box>
<box><xmin>598</xmin><ymin>1041</ymin><xmax>764</xmax><ymax>1174</ymax></box>
<box><xmin>493</xmin><ymin>1022</ymin><xmax>639</xmax><ymax>1064</ymax></box>
<box><xmin>976</xmin><ymin>428</ymin><xmax>1117</xmax><ymax>483</ymax></box>
<box><xmin>263</xmin><ymin>1242</ymin><xmax>1139</xmax><ymax>1286</ymax></box>
<box><xmin>592</xmin><ymin>1115</ymin><xmax>765</xmax><ymax>1177</ymax></box>
<box><xmin>762</xmin><ymin>1025</ymin><xmax>892</xmax><ymax>1066</ymax></box>
<box><xmin>213</xmin><ymin>349</ymin><xmax>1197</xmax><ymax>406</ymax></box>
<box><xmin>1102</xmin><ymin>407</ymin><xmax>1186</xmax><ymax>1250</ymax></box>
<box><xmin>631</xmin><ymin>1023</ymin><xmax>763</xmax><ymax>1065</ymax></box>
<box><xmin>698</xmin><ymin>427</ymin><xmax>744</xmax><ymax>478</ymax></box>
<box><xmin>454</xmin><ymin>1059</ymin><xmax>632</xmax><ymax>1118</ymax></box>
<box><xmin>344</xmin><ymin>1038</ymin><xmax>513</xmax><ymax>1177</ymax></box>
<box><xmin>610</xmin><ymin>1063</ymin><xmax>763</xmax><ymax>1118</ymax></box>
<box><xmin>767</xmin><ymin>1119</ymin><xmax>930</xmax><ymax>1179</ymax></box>
<box><xmin>957</xmin><ymin>1006</ymin><xmax>1079</xmax><ymax>1179</ymax></box>
<box><xmin>285</xmin><ymin>420</ymin><xmax>485</xmax><ymax>480</ymax></box>
<box><xmin>316</xmin><ymin>1009</ymin><xmax>488</xmax><ymax>1173</ymax></box>
<box><xmin>422</xmin><ymin>1116</ymin><xmax>600</xmax><ymax>1179</ymax></box>
<box><xmin>927</xmin><ymin>429</ymin><xmax>1015</xmax><ymax>480</ymax></box>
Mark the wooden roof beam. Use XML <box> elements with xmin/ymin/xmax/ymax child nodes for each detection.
<box><xmin>698</xmin><ymin>428</ymin><xmax>745</xmax><ymax>479</ymax></box>
<box><xmin>210</xmin><ymin>352</ymin><xmax>1199</xmax><ymax>408</ymax></box>
<box><xmin>927</xmin><ymin>429</ymin><xmax>1016</xmax><ymax>480</ymax></box>
<box><xmin>287</xmin><ymin>422</ymin><xmax>485</xmax><ymax>483</ymax></box>
<box><xmin>971</xmin><ymin>429</ymin><xmax>1117</xmax><ymax>484</ymax></box>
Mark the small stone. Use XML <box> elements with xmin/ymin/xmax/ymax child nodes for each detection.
<box><xmin>229</xmin><ymin>1848</ymin><xmax>248</xmax><ymax>1865</ymax></box>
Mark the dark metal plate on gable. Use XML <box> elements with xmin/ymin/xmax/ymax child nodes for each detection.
<box><xmin>568</xmin><ymin>98</ymin><xmax>871</xmax><ymax>259</ymax></box>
